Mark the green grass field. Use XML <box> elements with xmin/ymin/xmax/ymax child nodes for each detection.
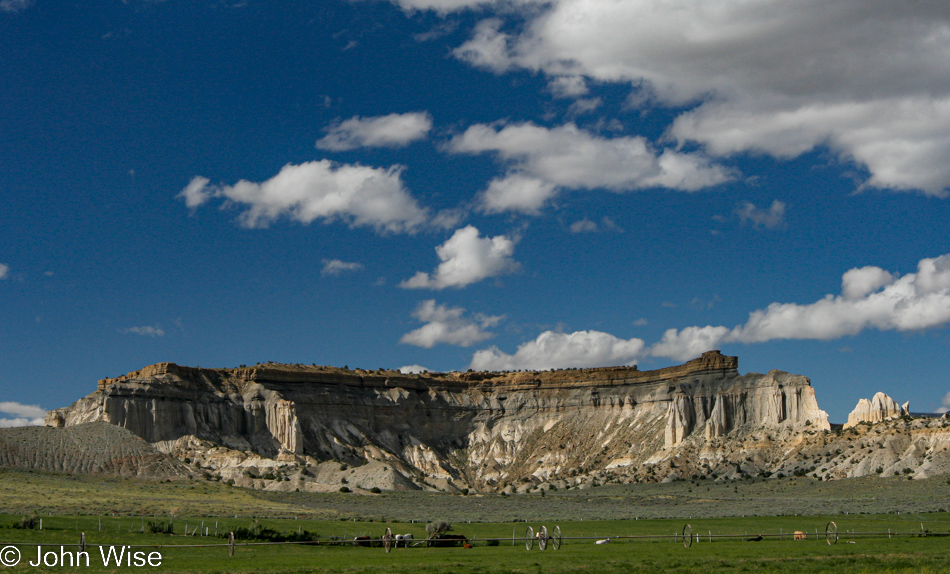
<box><xmin>2</xmin><ymin>468</ymin><xmax>950</xmax><ymax>572</ymax></box>
<box><xmin>1</xmin><ymin>514</ymin><xmax>948</xmax><ymax>573</ymax></box>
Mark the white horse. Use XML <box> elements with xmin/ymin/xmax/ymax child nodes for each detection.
<box><xmin>395</xmin><ymin>533</ymin><xmax>414</xmax><ymax>548</ymax></box>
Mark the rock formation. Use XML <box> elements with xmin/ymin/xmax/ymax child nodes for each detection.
<box><xmin>844</xmin><ymin>392</ymin><xmax>909</xmax><ymax>429</ymax></box>
<box><xmin>43</xmin><ymin>351</ymin><xmax>844</xmax><ymax>490</ymax></box>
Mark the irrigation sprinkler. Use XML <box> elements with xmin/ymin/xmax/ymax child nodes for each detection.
<box><xmin>525</xmin><ymin>526</ymin><xmax>534</xmax><ymax>550</ymax></box>
<box><xmin>551</xmin><ymin>526</ymin><xmax>562</xmax><ymax>551</ymax></box>
<box><xmin>682</xmin><ymin>524</ymin><xmax>693</xmax><ymax>548</ymax></box>
<box><xmin>538</xmin><ymin>526</ymin><xmax>549</xmax><ymax>551</ymax></box>
<box><xmin>79</xmin><ymin>532</ymin><xmax>86</xmax><ymax>553</ymax></box>
<box><xmin>825</xmin><ymin>521</ymin><xmax>838</xmax><ymax>545</ymax></box>
<box><xmin>228</xmin><ymin>532</ymin><xmax>235</xmax><ymax>556</ymax></box>
<box><xmin>383</xmin><ymin>527</ymin><xmax>393</xmax><ymax>553</ymax></box>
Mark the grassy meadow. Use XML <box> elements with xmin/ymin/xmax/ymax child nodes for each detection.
<box><xmin>2</xmin><ymin>468</ymin><xmax>950</xmax><ymax>572</ymax></box>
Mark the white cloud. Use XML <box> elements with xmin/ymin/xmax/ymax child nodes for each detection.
<box><xmin>321</xmin><ymin>259</ymin><xmax>364</xmax><ymax>277</ymax></box>
<box><xmin>470</xmin><ymin>330</ymin><xmax>646</xmax><ymax>371</ymax></box>
<box><xmin>567</xmin><ymin>97</ymin><xmax>602</xmax><ymax>116</ymax></box>
<box><xmin>390</xmin><ymin>0</ymin><xmax>520</xmax><ymax>13</ymax></box>
<box><xmin>649</xmin><ymin>326</ymin><xmax>732</xmax><ymax>362</ymax></box>
<box><xmin>400</xmin><ymin>225</ymin><xmax>520</xmax><ymax>289</ymax></box>
<box><xmin>569</xmin><ymin>217</ymin><xmax>620</xmax><ymax>233</ymax></box>
<box><xmin>479</xmin><ymin>174</ymin><xmax>557</xmax><ymax>215</ymax></box>
<box><xmin>444</xmin><ymin>1</ymin><xmax>950</xmax><ymax>196</ymax></box>
<box><xmin>736</xmin><ymin>200</ymin><xmax>786</xmax><ymax>229</ymax></box>
<box><xmin>0</xmin><ymin>263</ymin><xmax>8</xmax><ymax>280</ymax></box>
<box><xmin>450</xmin><ymin>122</ymin><xmax>733</xmax><ymax>214</ymax></box>
<box><xmin>400</xmin><ymin>300</ymin><xmax>503</xmax><ymax>348</ymax></box>
<box><xmin>179</xmin><ymin>176</ymin><xmax>212</xmax><ymax>209</ymax></box>
<box><xmin>316</xmin><ymin>112</ymin><xmax>433</xmax><ymax>151</ymax></box>
<box><xmin>399</xmin><ymin>364</ymin><xmax>431</xmax><ymax>374</ymax></box>
<box><xmin>841</xmin><ymin>266</ymin><xmax>895</xmax><ymax>300</ymax></box>
<box><xmin>936</xmin><ymin>391</ymin><xmax>950</xmax><ymax>414</ymax></box>
<box><xmin>569</xmin><ymin>218</ymin><xmax>598</xmax><ymax>233</ymax></box>
<box><xmin>125</xmin><ymin>325</ymin><xmax>165</xmax><ymax>337</ymax></box>
<box><xmin>549</xmin><ymin>75</ymin><xmax>589</xmax><ymax>98</ymax></box>
<box><xmin>650</xmin><ymin>253</ymin><xmax>950</xmax><ymax>360</ymax></box>
<box><xmin>0</xmin><ymin>0</ymin><xmax>34</xmax><ymax>13</ymax></box>
<box><xmin>179</xmin><ymin>160</ymin><xmax>454</xmax><ymax>234</ymax></box>
<box><xmin>0</xmin><ymin>401</ymin><xmax>45</xmax><ymax>427</ymax></box>
<box><xmin>470</xmin><ymin>253</ymin><xmax>950</xmax><ymax>367</ymax></box>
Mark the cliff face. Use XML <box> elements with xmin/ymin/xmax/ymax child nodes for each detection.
<box><xmin>47</xmin><ymin>351</ymin><xmax>831</xmax><ymax>490</ymax></box>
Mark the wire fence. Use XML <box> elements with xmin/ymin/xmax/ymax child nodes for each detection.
<box><xmin>3</xmin><ymin>520</ymin><xmax>945</xmax><ymax>556</ymax></box>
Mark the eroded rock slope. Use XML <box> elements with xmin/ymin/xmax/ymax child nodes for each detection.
<box><xmin>49</xmin><ymin>351</ymin><xmax>915</xmax><ymax>491</ymax></box>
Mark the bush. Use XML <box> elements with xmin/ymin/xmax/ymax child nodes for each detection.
<box><xmin>146</xmin><ymin>520</ymin><xmax>174</xmax><ymax>534</ymax></box>
<box><xmin>11</xmin><ymin>515</ymin><xmax>37</xmax><ymax>530</ymax></box>
<box><xmin>339</xmin><ymin>486</ymin><xmax>352</xmax><ymax>493</ymax></box>
<box><xmin>229</xmin><ymin>525</ymin><xmax>318</xmax><ymax>543</ymax></box>
<box><xmin>370</xmin><ymin>487</ymin><xmax>382</xmax><ymax>494</ymax></box>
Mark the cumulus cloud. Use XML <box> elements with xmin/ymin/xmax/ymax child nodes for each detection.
<box><xmin>736</xmin><ymin>200</ymin><xmax>786</xmax><ymax>229</ymax></box>
<box><xmin>179</xmin><ymin>160</ymin><xmax>454</xmax><ymax>233</ymax></box>
<box><xmin>650</xmin><ymin>254</ymin><xmax>950</xmax><ymax>360</ymax></box>
<box><xmin>449</xmin><ymin>122</ymin><xmax>733</xmax><ymax>214</ymax></box>
<box><xmin>469</xmin><ymin>253</ymin><xmax>950</xmax><ymax>368</ymax></box>
<box><xmin>400</xmin><ymin>300</ymin><xmax>503</xmax><ymax>348</ymax></box>
<box><xmin>316</xmin><ymin>112</ymin><xmax>433</xmax><ymax>151</ymax></box>
<box><xmin>470</xmin><ymin>330</ymin><xmax>646</xmax><ymax>371</ymax></box>
<box><xmin>441</xmin><ymin>1</ymin><xmax>950</xmax><ymax>196</ymax></box>
<box><xmin>479</xmin><ymin>174</ymin><xmax>557</xmax><ymax>215</ymax></box>
<box><xmin>400</xmin><ymin>225</ymin><xmax>520</xmax><ymax>289</ymax></box>
<box><xmin>321</xmin><ymin>259</ymin><xmax>364</xmax><ymax>277</ymax></box>
<box><xmin>0</xmin><ymin>263</ymin><xmax>8</xmax><ymax>280</ymax></box>
<box><xmin>0</xmin><ymin>401</ymin><xmax>45</xmax><ymax>427</ymax></box>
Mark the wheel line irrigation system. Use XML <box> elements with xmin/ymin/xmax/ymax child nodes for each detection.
<box><xmin>4</xmin><ymin>520</ymin><xmax>945</xmax><ymax>557</ymax></box>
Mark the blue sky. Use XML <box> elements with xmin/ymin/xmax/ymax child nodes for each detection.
<box><xmin>2</xmin><ymin>0</ymin><xmax>950</xmax><ymax>425</ymax></box>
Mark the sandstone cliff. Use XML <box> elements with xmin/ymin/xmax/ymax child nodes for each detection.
<box><xmin>45</xmin><ymin>352</ymin><xmax>845</xmax><ymax>490</ymax></box>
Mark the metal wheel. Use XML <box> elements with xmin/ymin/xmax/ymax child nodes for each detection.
<box><xmin>551</xmin><ymin>526</ymin><xmax>562</xmax><ymax>550</ymax></box>
<box><xmin>538</xmin><ymin>526</ymin><xmax>548</xmax><ymax>550</ymax></box>
<box><xmin>525</xmin><ymin>526</ymin><xmax>534</xmax><ymax>550</ymax></box>
<box><xmin>825</xmin><ymin>521</ymin><xmax>838</xmax><ymax>545</ymax></box>
<box><xmin>228</xmin><ymin>532</ymin><xmax>235</xmax><ymax>556</ymax></box>
<box><xmin>682</xmin><ymin>524</ymin><xmax>693</xmax><ymax>548</ymax></box>
<box><xmin>383</xmin><ymin>527</ymin><xmax>393</xmax><ymax>553</ymax></box>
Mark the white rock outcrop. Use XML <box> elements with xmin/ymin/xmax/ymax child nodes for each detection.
<box><xmin>844</xmin><ymin>392</ymin><xmax>908</xmax><ymax>429</ymax></box>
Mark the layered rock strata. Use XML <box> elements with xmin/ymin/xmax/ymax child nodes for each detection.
<box><xmin>47</xmin><ymin>351</ymin><xmax>830</xmax><ymax>490</ymax></box>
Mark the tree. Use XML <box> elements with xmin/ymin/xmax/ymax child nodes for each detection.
<box><xmin>425</xmin><ymin>521</ymin><xmax>452</xmax><ymax>538</ymax></box>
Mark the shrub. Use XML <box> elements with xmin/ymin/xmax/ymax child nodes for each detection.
<box><xmin>146</xmin><ymin>520</ymin><xmax>174</xmax><ymax>534</ymax></box>
<box><xmin>339</xmin><ymin>486</ymin><xmax>352</xmax><ymax>493</ymax></box>
<box><xmin>370</xmin><ymin>487</ymin><xmax>382</xmax><ymax>494</ymax></box>
<box><xmin>11</xmin><ymin>515</ymin><xmax>37</xmax><ymax>530</ymax></box>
